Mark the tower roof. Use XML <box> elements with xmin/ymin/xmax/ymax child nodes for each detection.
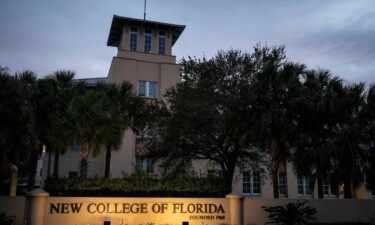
<box><xmin>107</xmin><ymin>15</ymin><xmax>185</xmax><ymax>47</ymax></box>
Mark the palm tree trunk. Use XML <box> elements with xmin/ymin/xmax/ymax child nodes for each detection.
<box><xmin>104</xmin><ymin>145</ymin><xmax>112</xmax><ymax>178</ymax></box>
<box><xmin>317</xmin><ymin>175</ymin><xmax>324</xmax><ymax>199</ymax></box>
<box><xmin>309</xmin><ymin>174</ymin><xmax>316</xmax><ymax>199</ymax></box>
<box><xmin>80</xmin><ymin>141</ymin><xmax>89</xmax><ymax>179</ymax></box>
<box><xmin>53</xmin><ymin>151</ymin><xmax>60</xmax><ymax>178</ymax></box>
<box><xmin>47</xmin><ymin>149</ymin><xmax>52</xmax><ymax>177</ymax></box>
<box><xmin>344</xmin><ymin>176</ymin><xmax>353</xmax><ymax>198</ymax></box>
<box><xmin>9</xmin><ymin>164</ymin><xmax>18</xmax><ymax>196</ymax></box>
<box><xmin>271</xmin><ymin>137</ymin><xmax>280</xmax><ymax>198</ymax></box>
<box><xmin>27</xmin><ymin>148</ymin><xmax>39</xmax><ymax>190</ymax></box>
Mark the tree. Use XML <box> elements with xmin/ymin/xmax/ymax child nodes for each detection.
<box><xmin>0</xmin><ymin>69</ymin><xmax>38</xmax><ymax>195</ymax></box>
<box><xmin>54</xmin><ymin>85</ymin><xmax>104</xmax><ymax>179</ymax></box>
<box><xmin>96</xmin><ymin>81</ymin><xmax>145</xmax><ymax>178</ymax></box>
<box><xmin>249</xmin><ymin>45</ymin><xmax>305</xmax><ymax>198</ymax></box>
<box><xmin>362</xmin><ymin>84</ymin><xmax>375</xmax><ymax>192</ymax></box>
<box><xmin>331</xmin><ymin>83</ymin><xmax>370</xmax><ymax>198</ymax></box>
<box><xmin>293</xmin><ymin>69</ymin><xmax>344</xmax><ymax>198</ymax></box>
<box><xmin>148</xmin><ymin>49</ymin><xmax>263</xmax><ymax>192</ymax></box>
<box><xmin>43</xmin><ymin>71</ymin><xmax>75</xmax><ymax>178</ymax></box>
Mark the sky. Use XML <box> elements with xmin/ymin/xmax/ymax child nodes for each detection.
<box><xmin>0</xmin><ymin>0</ymin><xmax>374</xmax><ymax>83</ymax></box>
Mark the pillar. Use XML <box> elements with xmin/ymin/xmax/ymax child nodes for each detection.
<box><xmin>226</xmin><ymin>194</ymin><xmax>244</xmax><ymax>225</ymax></box>
<box><xmin>26</xmin><ymin>189</ymin><xmax>49</xmax><ymax>225</ymax></box>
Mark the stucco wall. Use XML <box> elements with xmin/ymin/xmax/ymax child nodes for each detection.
<box><xmin>2</xmin><ymin>195</ymin><xmax>375</xmax><ymax>225</ymax></box>
<box><xmin>0</xmin><ymin>196</ymin><xmax>26</xmax><ymax>225</ymax></box>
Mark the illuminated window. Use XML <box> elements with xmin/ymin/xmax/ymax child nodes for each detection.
<box><xmin>278</xmin><ymin>174</ymin><xmax>287</xmax><ymax>196</ymax></box>
<box><xmin>130</xmin><ymin>27</ymin><xmax>137</xmax><ymax>51</ymax></box>
<box><xmin>138</xmin><ymin>80</ymin><xmax>157</xmax><ymax>98</ymax></box>
<box><xmin>158</xmin><ymin>31</ymin><xmax>166</xmax><ymax>55</ymax></box>
<box><xmin>298</xmin><ymin>175</ymin><xmax>311</xmax><ymax>196</ymax></box>
<box><xmin>136</xmin><ymin>158</ymin><xmax>154</xmax><ymax>174</ymax></box>
<box><xmin>243</xmin><ymin>171</ymin><xmax>261</xmax><ymax>195</ymax></box>
<box><xmin>144</xmin><ymin>29</ymin><xmax>152</xmax><ymax>53</ymax></box>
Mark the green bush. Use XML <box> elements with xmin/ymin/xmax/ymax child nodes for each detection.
<box><xmin>44</xmin><ymin>172</ymin><xmax>227</xmax><ymax>197</ymax></box>
<box><xmin>312</xmin><ymin>223</ymin><xmax>372</xmax><ymax>225</ymax></box>
<box><xmin>262</xmin><ymin>200</ymin><xmax>317</xmax><ymax>225</ymax></box>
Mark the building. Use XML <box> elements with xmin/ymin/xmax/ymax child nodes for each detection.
<box><xmin>41</xmin><ymin>15</ymin><xmax>375</xmax><ymax>199</ymax></box>
<box><xmin>42</xmin><ymin>15</ymin><xmax>185</xmax><ymax>179</ymax></box>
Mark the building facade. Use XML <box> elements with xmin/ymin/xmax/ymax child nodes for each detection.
<box><xmin>41</xmin><ymin>15</ymin><xmax>375</xmax><ymax>199</ymax></box>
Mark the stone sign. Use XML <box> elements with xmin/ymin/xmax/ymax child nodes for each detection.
<box><xmin>44</xmin><ymin>197</ymin><xmax>230</xmax><ymax>225</ymax></box>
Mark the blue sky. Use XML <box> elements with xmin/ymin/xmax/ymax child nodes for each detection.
<box><xmin>0</xmin><ymin>0</ymin><xmax>374</xmax><ymax>83</ymax></box>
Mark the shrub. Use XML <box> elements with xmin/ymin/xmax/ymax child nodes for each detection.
<box><xmin>0</xmin><ymin>212</ymin><xmax>15</xmax><ymax>225</ymax></box>
<box><xmin>262</xmin><ymin>200</ymin><xmax>317</xmax><ymax>225</ymax></box>
<box><xmin>43</xmin><ymin>172</ymin><xmax>227</xmax><ymax>197</ymax></box>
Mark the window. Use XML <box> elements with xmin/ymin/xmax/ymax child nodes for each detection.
<box><xmin>323</xmin><ymin>178</ymin><xmax>338</xmax><ymax>196</ymax></box>
<box><xmin>136</xmin><ymin>158</ymin><xmax>154</xmax><ymax>174</ymax></box>
<box><xmin>130</xmin><ymin>27</ymin><xmax>137</xmax><ymax>51</ymax></box>
<box><xmin>207</xmin><ymin>161</ymin><xmax>222</xmax><ymax>177</ymax></box>
<box><xmin>69</xmin><ymin>171</ymin><xmax>78</xmax><ymax>178</ymax></box>
<box><xmin>243</xmin><ymin>171</ymin><xmax>261</xmax><ymax>195</ymax></box>
<box><xmin>144</xmin><ymin>29</ymin><xmax>152</xmax><ymax>53</ymax></box>
<box><xmin>158</xmin><ymin>31</ymin><xmax>166</xmax><ymax>55</ymax></box>
<box><xmin>278</xmin><ymin>174</ymin><xmax>287</xmax><ymax>196</ymax></box>
<box><xmin>367</xmin><ymin>183</ymin><xmax>375</xmax><ymax>196</ymax></box>
<box><xmin>138</xmin><ymin>80</ymin><xmax>157</xmax><ymax>98</ymax></box>
<box><xmin>134</xmin><ymin>126</ymin><xmax>151</xmax><ymax>138</ymax></box>
<box><xmin>298</xmin><ymin>175</ymin><xmax>311</xmax><ymax>196</ymax></box>
<box><xmin>71</xmin><ymin>140</ymin><xmax>80</xmax><ymax>152</ymax></box>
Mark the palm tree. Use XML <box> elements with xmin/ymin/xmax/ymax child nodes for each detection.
<box><xmin>96</xmin><ymin>81</ymin><xmax>145</xmax><ymax>178</ymax></box>
<box><xmin>293</xmin><ymin>69</ymin><xmax>344</xmax><ymax>198</ymax></box>
<box><xmin>250</xmin><ymin>45</ymin><xmax>305</xmax><ymax>198</ymax></box>
<box><xmin>362</xmin><ymin>84</ymin><xmax>375</xmax><ymax>190</ymax></box>
<box><xmin>36</xmin><ymin>70</ymin><xmax>75</xmax><ymax>178</ymax></box>
<box><xmin>331</xmin><ymin>83</ymin><xmax>368</xmax><ymax>198</ymax></box>
<box><xmin>55</xmin><ymin>83</ymin><xmax>105</xmax><ymax>179</ymax></box>
<box><xmin>0</xmin><ymin>70</ymin><xmax>38</xmax><ymax>195</ymax></box>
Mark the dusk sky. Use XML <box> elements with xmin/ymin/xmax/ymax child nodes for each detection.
<box><xmin>1</xmin><ymin>0</ymin><xmax>374</xmax><ymax>83</ymax></box>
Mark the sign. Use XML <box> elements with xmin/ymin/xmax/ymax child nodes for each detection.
<box><xmin>50</xmin><ymin>202</ymin><xmax>225</xmax><ymax>215</ymax></box>
<box><xmin>45</xmin><ymin>197</ymin><xmax>229</xmax><ymax>225</ymax></box>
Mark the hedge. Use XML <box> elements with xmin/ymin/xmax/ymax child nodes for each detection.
<box><xmin>43</xmin><ymin>173</ymin><xmax>228</xmax><ymax>197</ymax></box>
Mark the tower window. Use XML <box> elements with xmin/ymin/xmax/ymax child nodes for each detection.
<box><xmin>158</xmin><ymin>31</ymin><xmax>166</xmax><ymax>55</ymax></box>
<box><xmin>138</xmin><ymin>80</ymin><xmax>157</xmax><ymax>98</ymax></box>
<box><xmin>130</xmin><ymin>27</ymin><xmax>138</xmax><ymax>51</ymax></box>
<box><xmin>144</xmin><ymin>29</ymin><xmax>152</xmax><ymax>53</ymax></box>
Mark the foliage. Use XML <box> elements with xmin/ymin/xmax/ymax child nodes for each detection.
<box><xmin>40</xmin><ymin>70</ymin><xmax>76</xmax><ymax>178</ymax></box>
<box><xmin>262</xmin><ymin>200</ymin><xmax>317</xmax><ymax>225</ymax></box>
<box><xmin>148</xmin><ymin>47</ymin><xmax>271</xmax><ymax>192</ymax></box>
<box><xmin>0</xmin><ymin>212</ymin><xmax>15</xmax><ymax>225</ymax></box>
<box><xmin>248</xmin><ymin>45</ymin><xmax>306</xmax><ymax>198</ymax></box>
<box><xmin>95</xmin><ymin>81</ymin><xmax>146</xmax><ymax>178</ymax></box>
<box><xmin>0</xmin><ymin>69</ymin><xmax>38</xmax><ymax>194</ymax></box>
<box><xmin>312</xmin><ymin>223</ymin><xmax>372</xmax><ymax>225</ymax></box>
<box><xmin>43</xmin><ymin>173</ymin><xmax>227</xmax><ymax>197</ymax></box>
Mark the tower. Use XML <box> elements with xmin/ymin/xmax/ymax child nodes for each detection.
<box><xmin>106</xmin><ymin>15</ymin><xmax>185</xmax><ymax>176</ymax></box>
